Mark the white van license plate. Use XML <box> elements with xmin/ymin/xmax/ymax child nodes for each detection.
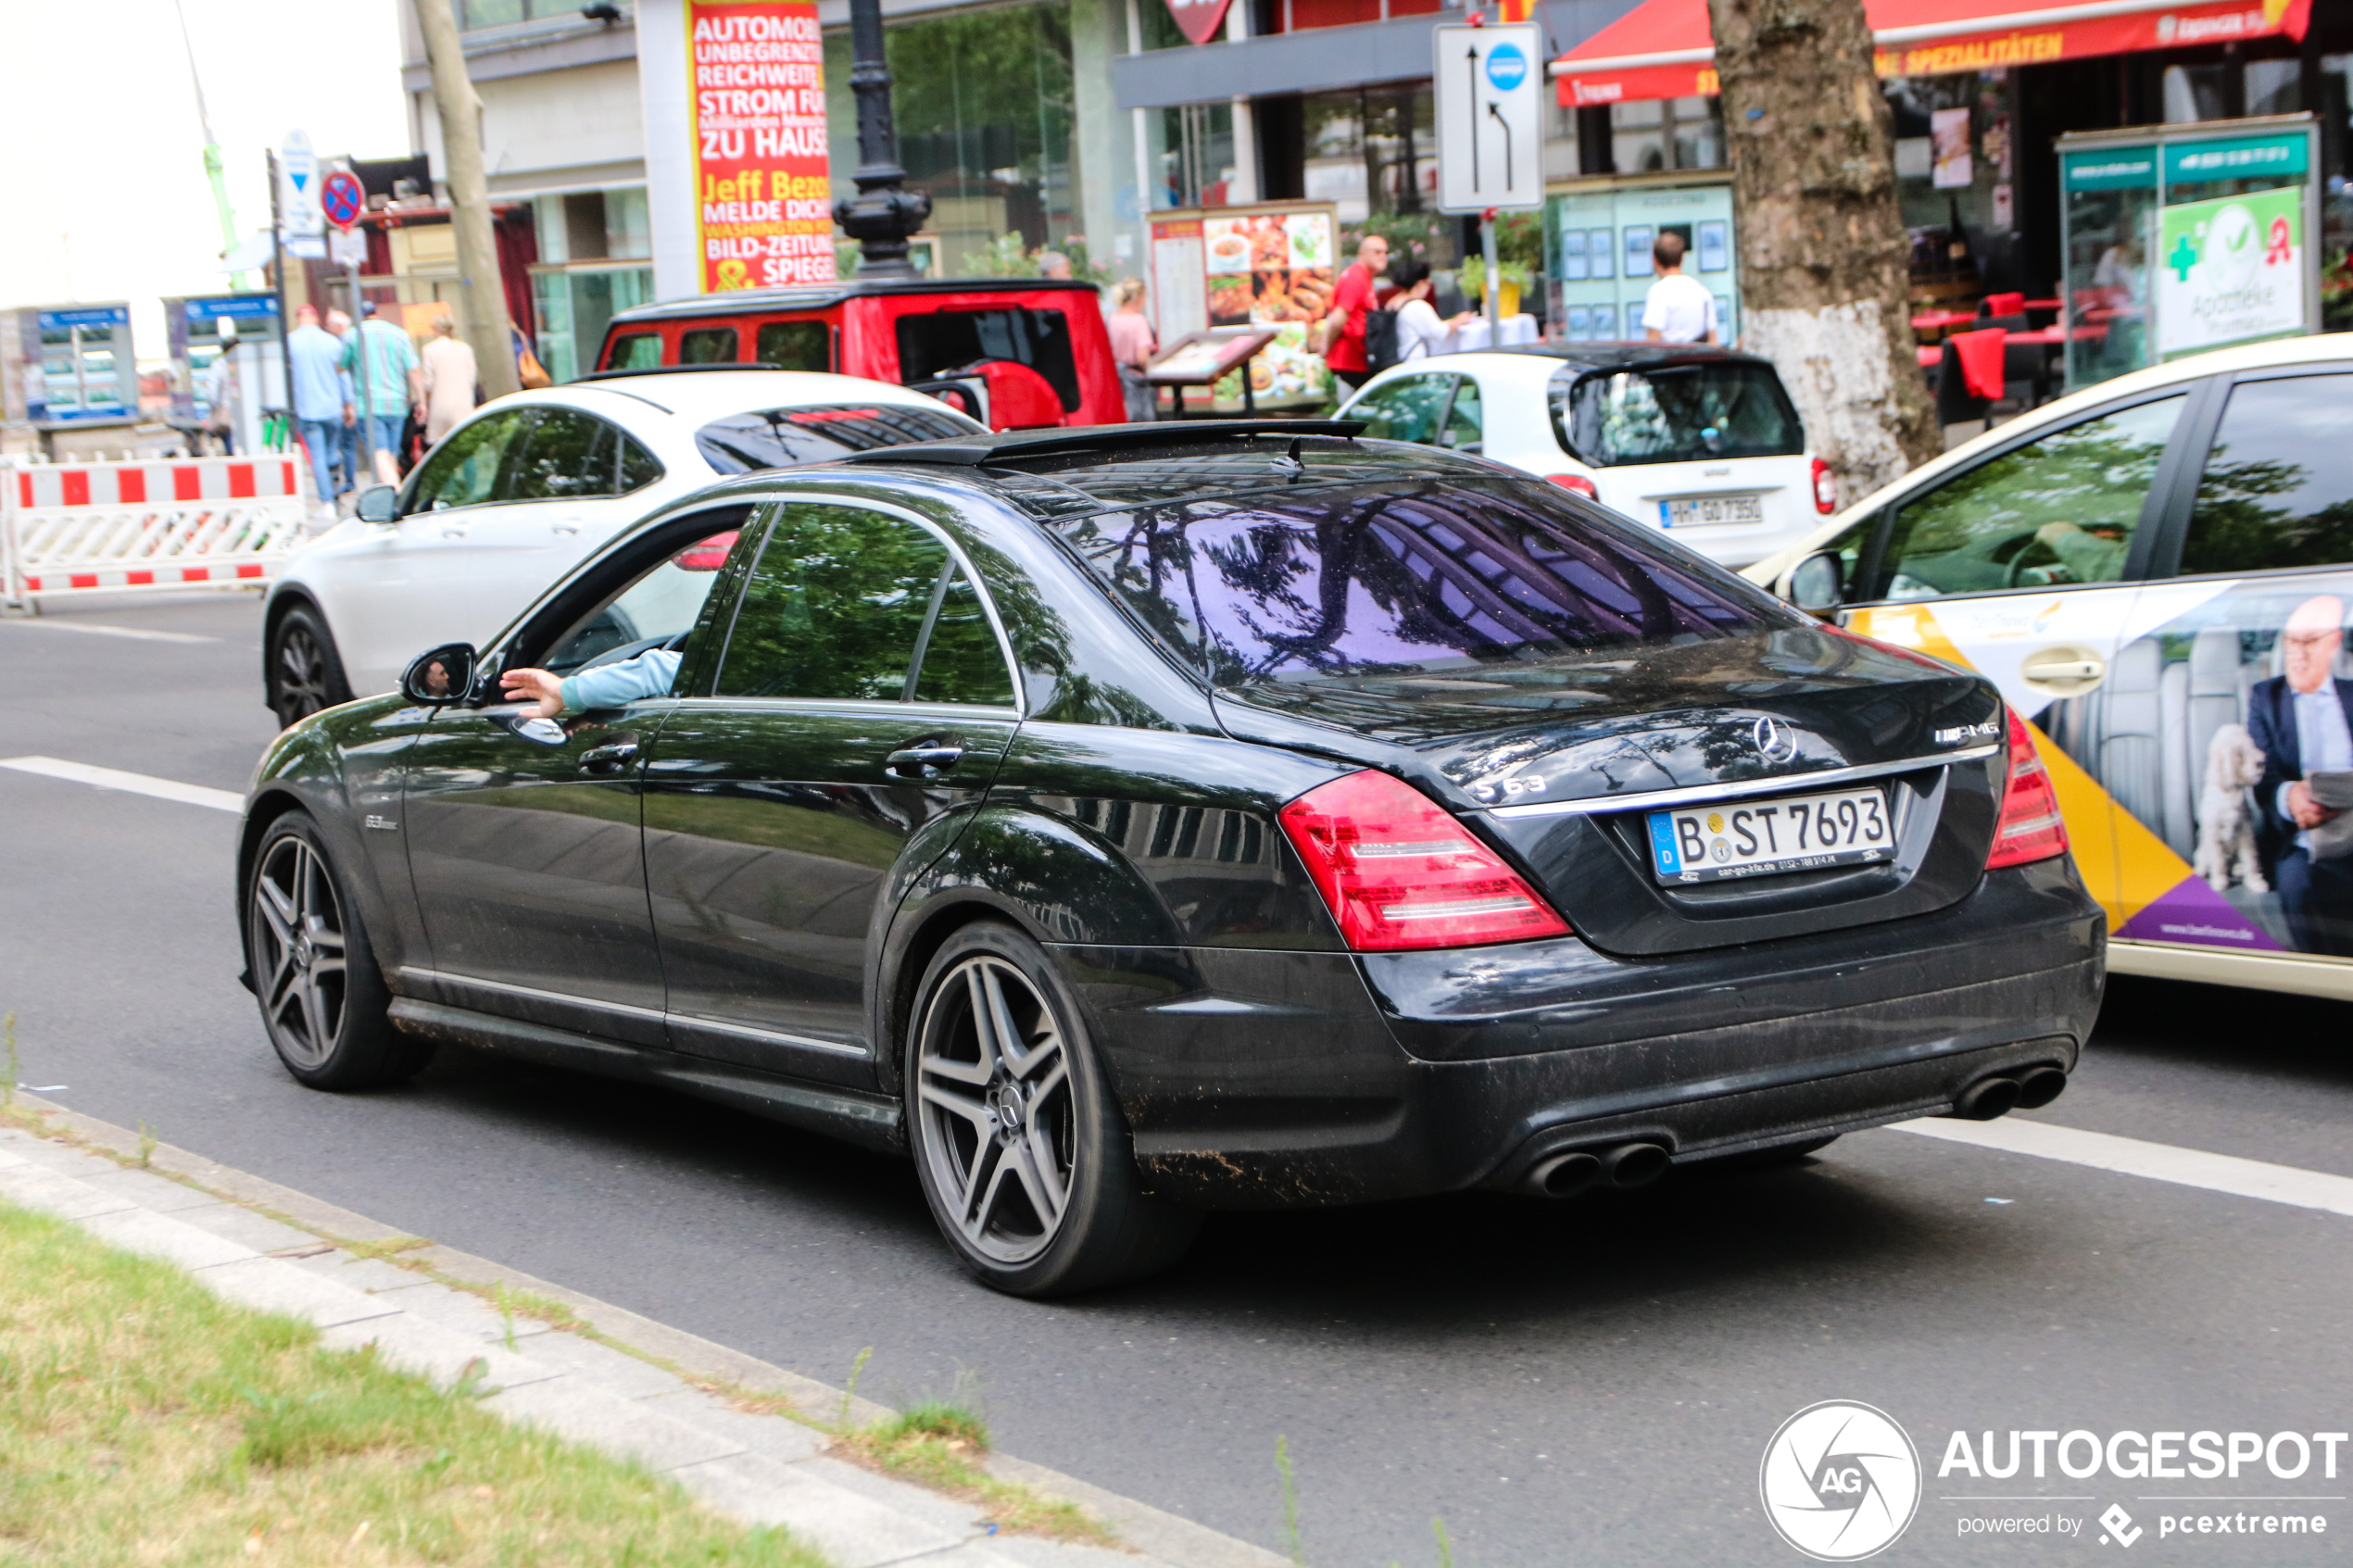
<box><xmin>1645</xmin><ymin>788</ymin><xmax>1892</xmax><ymax>883</ymax></box>
<box><xmin>1660</xmin><ymin>495</ymin><xmax>1764</xmax><ymax>528</ymax></box>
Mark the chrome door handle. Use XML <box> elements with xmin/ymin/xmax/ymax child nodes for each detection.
<box><xmin>441</xmin><ymin>527</ymin><xmax>467</xmax><ymax>539</ymax></box>
<box><xmin>887</xmin><ymin>744</ymin><xmax>963</xmax><ymax>779</ymax></box>
<box><xmin>2020</xmin><ymin>646</ymin><xmax>2108</xmax><ymax>692</ymax></box>
<box><xmin>580</xmin><ymin>739</ymin><xmax>640</xmax><ymax>774</ymax></box>
<box><xmin>552</xmin><ymin>522</ymin><xmax>579</xmax><ymax>535</ymax></box>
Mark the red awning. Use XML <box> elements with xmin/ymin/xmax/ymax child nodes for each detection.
<box><xmin>1553</xmin><ymin>0</ymin><xmax>2313</xmax><ymax>108</ymax></box>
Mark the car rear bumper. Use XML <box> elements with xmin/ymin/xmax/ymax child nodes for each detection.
<box><xmin>1063</xmin><ymin>857</ymin><xmax>2104</xmax><ymax>1207</ymax></box>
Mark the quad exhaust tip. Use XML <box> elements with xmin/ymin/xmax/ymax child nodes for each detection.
<box><xmin>1525</xmin><ymin>1141</ymin><xmax>1670</xmax><ymax>1198</ymax></box>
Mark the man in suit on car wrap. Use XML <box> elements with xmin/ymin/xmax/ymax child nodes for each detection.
<box><xmin>2247</xmin><ymin>594</ymin><xmax>2353</xmax><ymax>956</ymax></box>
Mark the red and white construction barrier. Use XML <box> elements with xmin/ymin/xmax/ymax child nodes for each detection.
<box><xmin>2</xmin><ymin>454</ymin><xmax>308</xmax><ymax>605</ymax></box>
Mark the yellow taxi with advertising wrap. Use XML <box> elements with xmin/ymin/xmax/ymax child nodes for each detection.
<box><xmin>1749</xmin><ymin>332</ymin><xmax>2353</xmax><ymax>1000</ymax></box>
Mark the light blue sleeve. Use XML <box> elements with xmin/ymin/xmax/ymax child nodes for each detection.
<box><xmin>560</xmin><ymin>647</ymin><xmax>682</xmax><ymax>712</ymax></box>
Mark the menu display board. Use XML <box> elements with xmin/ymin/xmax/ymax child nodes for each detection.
<box><xmin>1150</xmin><ymin>200</ymin><xmax>1340</xmax><ymax>410</ymax></box>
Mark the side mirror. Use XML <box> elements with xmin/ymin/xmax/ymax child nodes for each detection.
<box><xmin>356</xmin><ymin>485</ymin><xmax>400</xmax><ymax>524</ymax></box>
<box><xmin>1787</xmin><ymin>551</ymin><xmax>1845</xmax><ymax>619</ymax></box>
<box><xmin>400</xmin><ymin>643</ymin><xmax>476</xmax><ymax>705</ymax></box>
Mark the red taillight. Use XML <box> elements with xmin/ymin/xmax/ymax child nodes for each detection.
<box><xmin>1546</xmin><ymin>473</ymin><xmax>1599</xmax><ymax>499</ymax></box>
<box><xmin>1277</xmin><ymin>770</ymin><xmax>1571</xmax><ymax>951</ymax></box>
<box><xmin>671</xmin><ymin>529</ymin><xmax>739</xmax><ymax>571</ymax></box>
<box><xmin>1987</xmin><ymin>709</ymin><xmax>2069</xmax><ymax>870</ymax></box>
<box><xmin>1810</xmin><ymin>457</ymin><xmax>1838</xmax><ymax>515</ymax></box>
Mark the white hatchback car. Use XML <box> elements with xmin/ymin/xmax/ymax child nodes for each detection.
<box><xmin>262</xmin><ymin>369</ymin><xmax>982</xmax><ymax>724</ymax></box>
<box><xmin>1337</xmin><ymin>345</ymin><xmax>1837</xmax><ymax>568</ymax></box>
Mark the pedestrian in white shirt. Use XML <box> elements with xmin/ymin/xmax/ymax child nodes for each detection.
<box><xmin>1385</xmin><ymin>260</ymin><xmax>1476</xmax><ymax>360</ymax></box>
<box><xmin>1641</xmin><ymin>232</ymin><xmax>1718</xmax><ymax>345</ymax></box>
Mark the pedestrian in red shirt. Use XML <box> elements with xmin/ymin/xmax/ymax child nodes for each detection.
<box><xmin>1319</xmin><ymin>233</ymin><xmax>1390</xmax><ymax>391</ymax></box>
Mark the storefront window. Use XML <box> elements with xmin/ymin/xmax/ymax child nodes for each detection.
<box><xmin>1152</xmin><ymin>103</ymin><xmax>1237</xmax><ymax>208</ymax></box>
<box><xmin>532</xmin><ymin>268</ymin><xmax>653</xmax><ymax>384</ymax></box>
<box><xmin>1609</xmin><ymin>97</ymin><xmax>1722</xmax><ymax>174</ymax></box>
<box><xmin>824</xmin><ymin>0</ymin><xmax>1080</xmax><ymax>270</ymax></box>
<box><xmin>1296</xmin><ymin>84</ymin><xmax>1434</xmax><ymax>223</ymax></box>
<box><xmin>1889</xmin><ymin>70</ymin><xmax>2021</xmax><ymax>298</ymax></box>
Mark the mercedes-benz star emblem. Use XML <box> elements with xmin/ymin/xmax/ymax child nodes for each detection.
<box><xmin>1752</xmin><ymin>716</ymin><xmax>1799</xmax><ymax>764</ymax></box>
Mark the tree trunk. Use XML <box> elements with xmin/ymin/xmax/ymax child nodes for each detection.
<box><xmin>1705</xmin><ymin>0</ymin><xmax>1937</xmax><ymax>504</ymax></box>
<box><xmin>413</xmin><ymin>0</ymin><xmax>520</xmax><ymax>401</ymax></box>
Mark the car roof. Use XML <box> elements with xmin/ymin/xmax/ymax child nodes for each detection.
<box><xmin>514</xmin><ymin>370</ymin><xmax>960</xmax><ymax>427</ymax></box>
<box><xmin>1353</xmin><ymin>344</ymin><xmax>1782</xmax><ymax>392</ymax></box>
<box><xmin>1743</xmin><ymin>331</ymin><xmax>2353</xmax><ymax>587</ymax></box>
<box><xmin>806</xmin><ymin>419</ymin><xmax>1511</xmax><ymax>519</ymax></box>
<box><xmin>607</xmin><ymin>277</ymin><xmax>1106</xmax><ymax>325</ymax></box>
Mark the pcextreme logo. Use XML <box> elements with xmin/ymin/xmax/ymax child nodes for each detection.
<box><xmin>1760</xmin><ymin>1400</ymin><xmax>1923</xmax><ymax>1561</ymax></box>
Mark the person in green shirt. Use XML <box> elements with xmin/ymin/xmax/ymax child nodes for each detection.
<box><xmin>344</xmin><ymin>302</ymin><xmax>423</xmax><ymax>478</ymax></box>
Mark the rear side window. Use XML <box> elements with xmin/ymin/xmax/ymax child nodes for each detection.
<box><xmin>756</xmin><ymin>320</ymin><xmax>832</xmax><ymax>371</ymax></box>
<box><xmin>680</xmin><ymin>327</ymin><xmax>739</xmax><ymax>364</ymax></box>
<box><xmin>617</xmin><ymin>433</ymin><xmax>663</xmax><ymax>493</ymax></box>
<box><xmin>896</xmin><ymin>308</ymin><xmax>1080</xmax><ymax>412</ymax></box>
<box><xmin>607</xmin><ymin>332</ymin><xmax>661</xmax><ymax>370</ymax></box>
<box><xmin>695</xmin><ymin>404</ymin><xmax>981</xmax><ymax>472</ymax></box>
<box><xmin>1551</xmin><ymin>361</ymin><xmax>1802</xmax><ymax>467</ymax></box>
<box><xmin>2180</xmin><ymin>374</ymin><xmax>2353</xmax><ymax>577</ymax></box>
<box><xmin>1054</xmin><ymin>479</ymin><xmax>1783</xmax><ymax>687</ymax></box>
<box><xmin>505</xmin><ymin>408</ymin><xmax>614</xmax><ymax>500</ymax></box>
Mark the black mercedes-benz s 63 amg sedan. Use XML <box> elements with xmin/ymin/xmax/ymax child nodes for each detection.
<box><xmin>236</xmin><ymin>420</ymin><xmax>2102</xmax><ymax>1296</ymax></box>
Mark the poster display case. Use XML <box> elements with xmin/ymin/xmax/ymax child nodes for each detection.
<box><xmin>164</xmin><ymin>295</ymin><xmax>288</xmax><ymax>457</ymax></box>
<box><xmin>18</xmin><ymin>305</ymin><xmax>138</xmax><ymax>429</ymax></box>
<box><xmin>1544</xmin><ymin>170</ymin><xmax>1738</xmax><ymax>345</ymax></box>
<box><xmin>1149</xmin><ymin>200</ymin><xmax>1339</xmax><ymax>411</ymax></box>
<box><xmin>2057</xmin><ymin>116</ymin><xmax>2321</xmax><ymax>394</ymax></box>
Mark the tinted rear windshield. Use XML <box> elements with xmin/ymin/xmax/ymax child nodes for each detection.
<box><xmin>1550</xmin><ymin>361</ymin><xmax>1803</xmax><ymax>467</ymax></box>
<box><xmin>695</xmin><ymin>404</ymin><xmax>979</xmax><ymax>472</ymax></box>
<box><xmin>1054</xmin><ymin>479</ymin><xmax>1784</xmax><ymax>687</ymax></box>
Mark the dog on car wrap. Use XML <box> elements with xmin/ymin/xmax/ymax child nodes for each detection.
<box><xmin>2196</xmin><ymin>722</ymin><xmax>2270</xmax><ymax>894</ymax></box>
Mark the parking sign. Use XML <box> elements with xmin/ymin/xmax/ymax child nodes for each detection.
<box><xmin>1433</xmin><ymin>22</ymin><xmax>1543</xmax><ymax>214</ymax></box>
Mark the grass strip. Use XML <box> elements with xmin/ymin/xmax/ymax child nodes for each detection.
<box><xmin>834</xmin><ymin>1403</ymin><xmax>1117</xmax><ymax>1546</ymax></box>
<box><xmin>0</xmin><ymin>1197</ymin><xmax>829</xmax><ymax>1567</ymax></box>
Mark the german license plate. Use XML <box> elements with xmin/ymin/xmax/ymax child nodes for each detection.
<box><xmin>1645</xmin><ymin>787</ymin><xmax>1892</xmax><ymax>884</ymax></box>
<box><xmin>1660</xmin><ymin>494</ymin><xmax>1764</xmax><ymax>528</ymax></box>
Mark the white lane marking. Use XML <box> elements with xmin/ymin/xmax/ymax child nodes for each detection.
<box><xmin>1894</xmin><ymin>1117</ymin><xmax>2353</xmax><ymax>1219</ymax></box>
<box><xmin>0</xmin><ymin>756</ymin><xmax>242</xmax><ymax>813</ymax></box>
<box><xmin>0</xmin><ymin>620</ymin><xmax>218</xmax><ymax>644</ymax></box>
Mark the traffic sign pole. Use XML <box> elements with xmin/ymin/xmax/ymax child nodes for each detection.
<box><xmin>320</xmin><ymin>169</ymin><xmax>376</xmax><ymax>487</ymax></box>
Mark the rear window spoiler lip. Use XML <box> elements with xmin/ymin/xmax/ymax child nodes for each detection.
<box><xmin>1483</xmin><ymin>743</ymin><xmax>2001</xmax><ymax>820</ymax></box>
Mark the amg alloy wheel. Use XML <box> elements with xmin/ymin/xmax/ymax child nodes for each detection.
<box><xmin>916</xmin><ymin>953</ymin><xmax>1077</xmax><ymax>1266</ymax></box>
<box><xmin>246</xmin><ymin>813</ymin><xmax>427</xmax><ymax>1089</ymax></box>
<box><xmin>906</xmin><ymin>923</ymin><xmax>1198</xmax><ymax>1295</ymax></box>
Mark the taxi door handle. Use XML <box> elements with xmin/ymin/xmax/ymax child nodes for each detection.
<box><xmin>2021</xmin><ymin>654</ymin><xmax>2105</xmax><ymax>680</ymax></box>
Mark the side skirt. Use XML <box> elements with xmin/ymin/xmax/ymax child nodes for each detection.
<box><xmin>387</xmin><ymin>997</ymin><xmax>906</xmax><ymax>1153</ymax></box>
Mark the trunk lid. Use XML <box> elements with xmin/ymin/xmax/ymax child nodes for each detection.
<box><xmin>1215</xmin><ymin>625</ymin><xmax>2009</xmax><ymax>956</ymax></box>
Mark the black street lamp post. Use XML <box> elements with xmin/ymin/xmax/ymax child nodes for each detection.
<box><xmin>831</xmin><ymin>0</ymin><xmax>931</xmax><ymax>278</ymax></box>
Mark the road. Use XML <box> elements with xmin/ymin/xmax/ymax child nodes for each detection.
<box><xmin>4</xmin><ymin>590</ymin><xmax>2350</xmax><ymax>1566</ymax></box>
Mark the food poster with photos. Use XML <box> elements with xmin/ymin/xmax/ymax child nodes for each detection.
<box><xmin>1150</xmin><ymin>202</ymin><xmax>1337</xmax><ymax>409</ymax></box>
<box><xmin>1849</xmin><ymin>575</ymin><xmax>2353</xmax><ymax>966</ymax></box>
<box><xmin>1545</xmin><ymin>175</ymin><xmax>1737</xmax><ymax>345</ymax></box>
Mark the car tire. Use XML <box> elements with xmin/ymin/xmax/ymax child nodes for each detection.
<box><xmin>246</xmin><ymin>811</ymin><xmax>433</xmax><ymax>1091</ymax></box>
<box><xmin>904</xmin><ymin>922</ymin><xmax>1200</xmax><ymax>1298</ymax></box>
<box><xmin>269</xmin><ymin>604</ymin><xmax>354</xmax><ymax>729</ymax></box>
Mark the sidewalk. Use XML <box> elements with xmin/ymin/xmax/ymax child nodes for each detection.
<box><xmin>0</xmin><ymin>1095</ymin><xmax>1284</xmax><ymax>1568</ymax></box>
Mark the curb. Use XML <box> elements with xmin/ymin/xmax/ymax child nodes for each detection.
<box><xmin>0</xmin><ymin>1093</ymin><xmax>1284</xmax><ymax>1568</ymax></box>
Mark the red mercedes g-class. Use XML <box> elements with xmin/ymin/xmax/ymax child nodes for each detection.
<box><xmin>594</xmin><ymin>278</ymin><xmax>1123</xmax><ymax>431</ymax></box>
